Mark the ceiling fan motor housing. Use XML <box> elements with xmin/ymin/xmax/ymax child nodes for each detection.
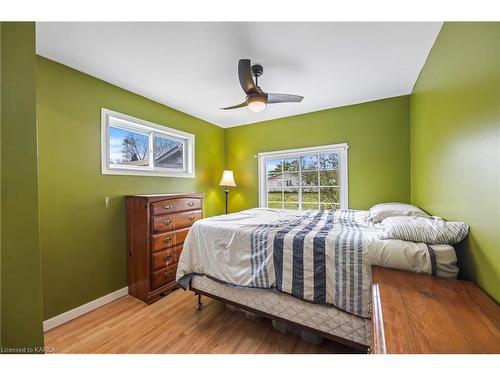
<box><xmin>251</xmin><ymin>64</ymin><xmax>264</xmax><ymax>78</ymax></box>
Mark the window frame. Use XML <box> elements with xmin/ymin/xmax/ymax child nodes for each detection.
<box><xmin>101</xmin><ymin>108</ymin><xmax>195</xmax><ymax>178</ymax></box>
<box><xmin>257</xmin><ymin>143</ymin><xmax>349</xmax><ymax>209</ymax></box>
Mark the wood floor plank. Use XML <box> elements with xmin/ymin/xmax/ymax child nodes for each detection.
<box><xmin>44</xmin><ymin>289</ymin><xmax>359</xmax><ymax>354</ymax></box>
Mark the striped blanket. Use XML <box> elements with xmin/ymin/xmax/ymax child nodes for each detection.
<box><xmin>249</xmin><ymin>210</ymin><xmax>370</xmax><ymax>317</ymax></box>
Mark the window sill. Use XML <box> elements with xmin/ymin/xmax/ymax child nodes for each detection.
<box><xmin>101</xmin><ymin>169</ymin><xmax>195</xmax><ymax>178</ymax></box>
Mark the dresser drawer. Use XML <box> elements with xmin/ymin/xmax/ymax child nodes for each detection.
<box><xmin>151</xmin><ymin>197</ymin><xmax>202</xmax><ymax>216</ymax></box>
<box><xmin>152</xmin><ymin>263</ymin><xmax>178</xmax><ymax>290</ymax></box>
<box><xmin>152</xmin><ymin>245</ymin><xmax>183</xmax><ymax>271</ymax></box>
<box><xmin>152</xmin><ymin>210</ymin><xmax>202</xmax><ymax>233</ymax></box>
<box><xmin>151</xmin><ymin>227</ymin><xmax>190</xmax><ymax>252</ymax></box>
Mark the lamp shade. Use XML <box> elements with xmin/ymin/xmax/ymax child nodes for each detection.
<box><xmin>219</xmin><ymin>170</ymin><xmax>236</xmax><ymax>187</ymax></box>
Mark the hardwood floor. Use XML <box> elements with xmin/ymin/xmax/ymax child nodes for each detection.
<box><xmin>44</xmin><ymin>289</ymin><xmax>358</xmax><ymax>354</ymax></box>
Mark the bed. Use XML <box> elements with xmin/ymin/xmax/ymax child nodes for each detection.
<box><xmin>176</xmin><ymin>208</ymin><xmax>458</xmax><ymax>349</ymax></box>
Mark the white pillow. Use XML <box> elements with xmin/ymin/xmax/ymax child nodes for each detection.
<box><xmin>380</xmin><ymin>216</ymin><xmax>469</xmax><ymax>245</ymax></box>
<box><xmin>369</xmin><ymin>202</ymin><xmax>427</xmax><ymax>223</ymax></box>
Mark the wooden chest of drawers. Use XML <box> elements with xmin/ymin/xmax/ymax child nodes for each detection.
<box><xmin>126</xmin><ymin>193</ymin><xmax>203</xmax><ymax>304</ymax></box>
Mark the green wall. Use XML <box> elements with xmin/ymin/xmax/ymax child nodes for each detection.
<box><xmin>1</xmin><ymin>23</ymin><xmax>44</xmax><ymax>350</ymax></box>
<box><xmin>225</xmin><ymin>96</ymin><xmax>411</xmax><ymax>212</ymax></box>
<box><xmin>410</xmin><ymin>22</ymin><xmax>500</xmax><ymax>301</ymax></box>
<box><xmin>37</xmin><ymin>57</ymin><xmax>226</xmax><ymax>320</ymax></box>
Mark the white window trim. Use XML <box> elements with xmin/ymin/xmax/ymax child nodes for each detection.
<box><xmin>101</xmin><ymin>108</ymin><xmax>195</xmax><ymax>178</ymax></box>
<box><xmin>258</xmin><ymin>143</ymin><xmax>349</xmax><ymax>209</ymax></box>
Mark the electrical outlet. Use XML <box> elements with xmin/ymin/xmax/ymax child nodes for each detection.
<box><xmin>105</xmin><ymin>197</ymin><xmax>111</xmax><ymax>208</ymax></box>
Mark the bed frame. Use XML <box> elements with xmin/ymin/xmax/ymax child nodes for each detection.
<box><xmin>189</xmin><ymin>283</ymin><xmax>369</xmax><ymax>352</ymax></box>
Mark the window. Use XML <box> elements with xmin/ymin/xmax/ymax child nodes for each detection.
<box><xmin>258</xmin><ymin>144</ymin><xmax>348</xmax><ymax>210</ymax></box>
<box><xmin>101</xmin><ymin>108</ymin><xmax>195</xmax><ymax>177</ymax></box>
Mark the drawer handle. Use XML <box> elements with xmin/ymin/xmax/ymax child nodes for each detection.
<box><xmin>164</xmin><ymin>270</ymin><xmax>174</xmax><ymax>278</ymax></box>
<box><xmin>163</xmin><ymin>218</ymin><xmax>172</xmax><ymax>225</ymax></box>
<box><xmin>163</xmin><ymin>203</ymin><xmax>174</xmax><ymax>209</ymax></box>
<box><xmin>188</xmin><ymin>215</ymin><xmax>196</xmax><ymax>221</ymax></box>
<box><xmin>188</xmin><ymin>201</ymin><xmax>195</xmax><ymax>207</ymax></box>
<box><xmin>164</xmin><ymin>254</ymin><xmax>173</xmax><ymax>261</ymax></box>
<box><xmin>163</xmin><ymin>237</ymin><xmax>172</xmax><ymax>243</ymax></box>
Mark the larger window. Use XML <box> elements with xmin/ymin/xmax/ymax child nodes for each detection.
<box><xmin>258</xmin><ymin>144</ymin><xmax>348</xmax><ymax>209</ymax></box>
<box><xmin>101</xmin><ymin>109</ymin><xmax>195</xmax><ymax>177</ymax></box>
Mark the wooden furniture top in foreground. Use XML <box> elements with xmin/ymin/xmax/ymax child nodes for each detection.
<box><xmin>371</xmin><ymin>266</ymin><xmax>500</xmax><ymax>354</ymax></box>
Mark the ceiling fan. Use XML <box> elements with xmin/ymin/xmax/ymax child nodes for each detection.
<box><xmin>221</xmin><ymin>59</ymin><xmax>304</xmax><ymax>113</ymax></box>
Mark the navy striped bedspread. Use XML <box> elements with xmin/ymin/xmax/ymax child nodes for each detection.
<box><xmin>250</xmin><ymin>209</ymin><xmax>371</xmax><ymax>317</ymax></box>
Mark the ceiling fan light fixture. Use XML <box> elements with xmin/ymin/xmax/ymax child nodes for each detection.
<box><xmin>220</xmin><ymin>59</ymin><xmax>303</xmax><ymax>111</ymax></box>
<box><xmin>247</xmin><ymin>96</ymin><xmax>267</xmax><ymax>113</ymax></box>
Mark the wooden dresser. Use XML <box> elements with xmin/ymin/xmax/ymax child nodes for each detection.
<box><xmin>126</xmin><ymin>193</ymin><xmax>203</xmax><ymax>304</ymax></box>
<box><xmin>370</xmin><ymin>266</ymin><xmax>500</xmax><ymax>354</ymax></box>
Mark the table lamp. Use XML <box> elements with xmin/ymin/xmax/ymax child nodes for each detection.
<box><xmin>219</xmin><ymin>170</ymin><xmax>236</xmax><ymax>214</ymax></box>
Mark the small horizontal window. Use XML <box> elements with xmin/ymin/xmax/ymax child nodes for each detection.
<box><xmin>101</xmin><ymin>109</ymin><xmax>195</xmax><ymax>178</ymax></box>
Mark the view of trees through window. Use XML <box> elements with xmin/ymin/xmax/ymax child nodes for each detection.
<box><xmin>266</xmin><ymin>152</ymin><xmax>340</xmax><ymax>210</ymax></box>
<box><xmin>108</xmin><ymin>125</ymin><xmax>184</xmax><ymax>170</ymax></box>
<box><xmin>102</xmin><ymin>109</ymin><xmax>194</xmax><ymax>177</ymax></box>
<box><xmin>109</xmin><ymin>127</ymin><xmax>150</xmax><ymax>166</ymax></box>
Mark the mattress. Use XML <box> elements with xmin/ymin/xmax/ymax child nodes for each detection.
<box><xmin>191</xmin><ymin>274</ymin><xmax>372</xmax><ymax>347</ymax></box>
<box><xmin>365</xmin><ymin>240</ymin><xmax>458</xmax><ymax>278</ymax></box>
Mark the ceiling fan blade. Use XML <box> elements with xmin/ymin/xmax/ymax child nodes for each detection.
<box><xmin>238</xmin><ymin>59</ymin><xmax>257</xmax><ymax>95</ymax></box>
<box><xmin>221</xmin><ymin>102</ymin><xmax>247</xmax><ymax>110</ymax></box>
<box><xmin>267</xmin><ymin>93</ymin><xmax>304</xmax><ymax>104</ymax></box>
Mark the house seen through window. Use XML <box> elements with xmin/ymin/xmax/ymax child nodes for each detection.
<box><xmin>259</xmin><ymin>144</ymin><xmax>348</xmax><ymax>209</ymax></box>
<box><xmin>102</xmin><ymin>109</ymin><xmax>195</xmax><ymax>177</ymax></box>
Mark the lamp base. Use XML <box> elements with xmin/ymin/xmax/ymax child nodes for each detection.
<box><xmin>225</xmin><ymin>189</ymin><xmax>229</xmax><ymax>214</ymax></box>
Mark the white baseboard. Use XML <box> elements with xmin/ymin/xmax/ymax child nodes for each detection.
<box><xmin>43</xmin><ymin>286</ymin><xmax>129</xmax><ymax>332</ymax></box>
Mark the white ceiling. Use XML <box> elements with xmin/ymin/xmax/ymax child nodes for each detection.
<box><xmin>36</xmin><ymin>22</ymin><xmax>442</xmax><ymax>128</ymax></box>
